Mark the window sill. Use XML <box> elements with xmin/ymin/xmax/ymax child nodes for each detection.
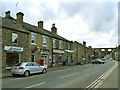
<box><xmin>43</xmin><ymin>45</ymin><xmax>47</xmax><ymax>47</ymax></box>
<box><xmin>31</xmin><ymin>43</ymin><xmax>37</xmax><ymax>45</ymax></box>
<box><xmin>12</xmin><ymin>43</ymin><xmax>18</xmax><ymax>45</ymax></box>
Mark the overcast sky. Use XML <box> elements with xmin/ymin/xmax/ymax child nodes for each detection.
<box><xmin>1</xmin><ymin>0</ymin><xmax>118</xmax><ymax>48</ymax></box>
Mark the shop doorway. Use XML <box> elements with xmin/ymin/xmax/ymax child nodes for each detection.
<box><xmin>6</xmin><ymin>53</ymin><xmax>19</xmax><ymax>67</ymax></box>
<box><xmin>41</xmin><ymin>54</ymin><xmax>49</xmax><ymax>67</ymax></box>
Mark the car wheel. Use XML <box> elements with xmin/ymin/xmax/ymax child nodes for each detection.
<box><xmin>24</xmin><ymin>71</ymin><xmax>30</xmax><ymax>77</ymax></box>
<box><xmin>42</xmin><ymin>69</ymin><xmax>47</xmax><ymax>74</ymax></box>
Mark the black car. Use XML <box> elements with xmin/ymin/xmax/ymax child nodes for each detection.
<box><xmin>74</xmin><ymin>62</ymin><xmax>82</xmax><ymax>65</ymax></box>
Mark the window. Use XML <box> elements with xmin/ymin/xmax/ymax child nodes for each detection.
<box><xmin>59</xmin><ymin>41</ymin><xmax>62</xmax><ymax>49</ymax></box>
<box><xmin>12</xmin><ymin>33</ymin><xmax>18</xmax><ymax>44</ymax></box>
<box><xmin>68</xmin><ymin>43</ymin><xmax>70</xmax><ymax>49</ymax></box>
<box><xmin>43</xmin><ymin>37</ymin><xmax>47</xmax><ymax>46</ymax></box>
<box><xmin>31</xmin><ymin>34</ymin><xmax>35</xmax><ymax>44</ymax></box>
<box><xmin>33</xmin><ymin>63</ymin><xmax>40</xmax><ymax>66</ymax></box>
<box><xmin>26</xmin><ymin>63</ymin><xmax>33</xmax><ymax>66</ymax></box>
<box><xmin>53</xmin><ymin>39</ymin><xmax>56</xmax><ymax>48</ymax></box>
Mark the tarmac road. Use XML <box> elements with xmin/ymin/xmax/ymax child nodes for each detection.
<box><xmin>2</xmin><ymin>60</ymin><xmax>116</xmax><ymax>89</ymax></box>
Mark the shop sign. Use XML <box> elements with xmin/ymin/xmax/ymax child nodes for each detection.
<box><xmin>40</xmin><ymin>49</ymin><xmax>50</xmax><ymax>54</ymax></box>
<box><xmin>65</xmin><ymin>49</ymin><xmax>73</xmax><ymax>53</ymax></box>
<box><xmin>53</xmin><ymin>49</ymin><xmax>65</xmax><ymax>54</ymax></box>
<box><xmin>4</xmin><ymin>46</ymin><xmax>23</xmax><ymax>52</ymax></box>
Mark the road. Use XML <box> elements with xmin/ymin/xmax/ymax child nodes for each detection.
<box><xmin>2</xmin><ymin>60</ymin><xmax>115</xmax><ymax>89</ymax></box>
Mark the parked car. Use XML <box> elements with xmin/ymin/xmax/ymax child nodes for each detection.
<box><xmin>74</xmin><ymin>62</ymin><xmax>82</xmax><ymax>65</ymax></box>
<box><xmin>91</xmin><ymin>59</ymin><xmax>98</xmax><ymax>64</ymax></box>
<box><xmin>91</xmin><ymin>59</ymin><xmax>105</xmax><ymax>64</ymax></box>
<box><xmin>11</xmin><ymin>62</ymin><xmax>47</xmax><ymax>77</ymax></box>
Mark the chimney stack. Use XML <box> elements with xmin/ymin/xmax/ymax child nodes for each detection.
<box><xmin>16</xmin><ymin>12</ymin><xmax>24</xmax><ymax>27</ymax></box>
<box><xmin>51</xmin><ymin>23</ymin><xmax>57</xmax><ymax>34</ymax></box>
<box><xmin>83</xmin><ymin>41</ymin><xmax>86</xmax><ymax>47</ymax></box>
<box><xmin>38</xmin><ymin>21</ymin><xmax>43</xmax><ymax>29</ymax></box>
<box><xmin>5</xmin><ymin>11</ymin><xmax>11</xmax><ymax>18</ymax></box>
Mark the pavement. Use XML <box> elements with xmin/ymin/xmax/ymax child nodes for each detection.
<box><xmin>96</xmin><ymin>61</ymin><xmax>119</xmax><ymax>89</ymax></box>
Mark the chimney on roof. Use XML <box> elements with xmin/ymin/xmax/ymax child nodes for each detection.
<box><xmin>83</xmin><ymin>41</ymin><xmax>86</xmax><ymax>47</ymax></box>
<box><xmin>51</xmin><ymin>23</ymin><xmax>57</xmax><ymax>34</ymax></box>
<box><xmin>38</xmin><ymin>21</ymin><xmax>43</xmax><ymax>29</ymax></box>
<box><xmin>16</xmin><ymin>12</ymin><xmax>24</xmax><ymax>27</ymax></box>
<box><xmin>5</xmin><ymin>11</ymin><xmax>11</xmax><ymax>18</ymax></box>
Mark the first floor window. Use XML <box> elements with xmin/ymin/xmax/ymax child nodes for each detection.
<box><xmin>43</xmin><ymin>37</ymin><xmax>47</xmax><ymax>46</ymax></box>
<box><xmin>53</xmin><ymin>39</ymin><xmax>56</xmax><ymax>48</ymax></box>
<box><xmin>68</xmin><ymin>43</ymin><xmax>71</xmax><ymax>49</ymax></box>
<box><xmin>59</xmin><ymin>41</ymin><xmax>62</xmax><ymax>49</ymax></box>
<box><xmin>31</xmin><ymin>33</ymin><xmax>36</xmax><ymax>44</ymax></box>
<box><xmin>12</xmin><ymin>33</ymin><xmax>18</xmax><ymax>44</ymax></box>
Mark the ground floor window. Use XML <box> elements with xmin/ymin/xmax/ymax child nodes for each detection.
<box><xmin>53</xmin><ymin>54</ymin><xmax>55</xmax><ymax>66</ymax></box>
<box><xmin>6</xmin><ymin>53</ymin><xmax>19</xmax><ymax>67</ymax></box>
<box><xmin>58</xmin><ymin>54</ymin><xmax>63</xmax><ymax>64</ymax></box>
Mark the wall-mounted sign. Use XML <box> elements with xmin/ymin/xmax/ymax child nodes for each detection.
<box><xmin>65</xmin><ymin>49</ymin><xmax>73</xmax><ymax>53</ymax></box>
<box><xmin>4</xmin><ymin>46</ymin><xmax>23</xmax><ymax>52</ymax></box>
<box><xmin>53</xmin><ymin>49</ymin><xmax>64</xmax><ymax>54</ymax></box>
<box><xmin>40</xmin><ymin>49</ymin><xmax>50</xmax><ymax>54</ymax></box>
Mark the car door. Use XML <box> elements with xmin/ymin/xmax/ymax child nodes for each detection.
<box><xmin>26</xmin><ymin>63</ymin><xmax>34</xmax><ymax>73</ymax></box>
<box><xmin>32</xmin><ymin>63</ymin><xmax>42</xmax><ymax>73</ymax></box>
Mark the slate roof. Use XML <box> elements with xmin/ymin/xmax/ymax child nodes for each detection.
<box><xmin>1</xmin><ymin>16</ymin><xmax>71</xmax><ymax>42</ymax></box>
<box><xmin>1</xmin><ymin>17</ymin><xmax>30</xmax><ymax>33</ymax></box>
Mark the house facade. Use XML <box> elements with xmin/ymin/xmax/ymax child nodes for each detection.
<box><xmin>1</xmin><ymin>11</ymin><xmax>95</xmax><ymax>70</ymax></box>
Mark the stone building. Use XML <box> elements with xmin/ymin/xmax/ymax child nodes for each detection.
<box><xmin>1</xmin><ymin>11</ymin><xmax>74</xmax><ymax>70</ymax></box>
<box><xmin>2</xmin><ymin>11</ymin><xmax>31</xmax><ymax>70</ymax></box>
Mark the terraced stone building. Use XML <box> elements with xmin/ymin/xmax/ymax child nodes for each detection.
<box><xmin>1</xmin><ymin>11</ymin><xmax>74</xmax><ymax>70</ymax></box>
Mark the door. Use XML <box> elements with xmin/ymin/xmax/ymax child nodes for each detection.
<box><xmin>42</xmin><ymin>54</ymin><xmax>48</xmax><ymax>67</ymax></box>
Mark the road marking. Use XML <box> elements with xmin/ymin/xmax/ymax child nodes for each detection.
<box><xmin>60</xmin><ymin>72</ymin><xmax>79</xmax><ymax>79</ymax></box>
<box><xmin>11</xmin><ymin>78</ymin><xmax>22</xmax><ymax>80</ymax></box>
<box><xmin>20</xmin><ymin>82</ymin><xmax>45</xmax><ymax>90</ymax></box>
<box><xmin>85</xmin><ymin>61</ymin><xmax>118</xmax><ymax>90</ymax></box>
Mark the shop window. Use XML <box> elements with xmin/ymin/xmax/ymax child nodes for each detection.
<box><xmin>12</xmin><ymin>33</ymin><xmax>18</xmax><ymax>44</ymax></box>
<box><xmin>43</xmin><ymin>37</ymin><xmax>47</xmax><ymax>46</ymax></box>
<box><xmin>53</xmin><ymin>39</ymin><xmax>56</xmax><ymax>48</ymax></box>
<box><xmin>6</xmin><ymin>53</ymin><xmax>19</xmax><ymax>67</ymax></box>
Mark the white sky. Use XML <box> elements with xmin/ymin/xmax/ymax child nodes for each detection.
<box><xmin>1</xmin><ymin>0</ymin><xmax>119</xmax><ymax>48</ymax></box>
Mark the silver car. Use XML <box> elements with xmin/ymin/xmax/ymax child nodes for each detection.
<box><xmin>11</xmin><ymin>62</ymin><xmax>47</xmax><ymax>77</ymax></box>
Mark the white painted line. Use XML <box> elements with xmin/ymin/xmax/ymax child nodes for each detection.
<box><xmin>60</xmin><ymin>72</ymin><xmax>79</xmax><ymax>79</ymax></box>
<box><xmin>11</xmin><ymin>78</ymin><xmax>22</xmax><ymax>80</ymax></box>
<box><xmin>20</xmin><ymin>82</ymin><xmax>46</xmax><ymax>90</ymax></box>
<box><xmin>25</xmin><ymin>82</ymin><xmax>45</xmax><ymax>88</ymax></box>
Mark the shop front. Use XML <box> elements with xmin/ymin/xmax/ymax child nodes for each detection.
<box><xmin>40</xmin><ymin>49</ymin><xmax>50</xmax><ymax>68</ymax></box>
<box><xmin>4</xmin><ymin>46</ymin><xmax>23</xmax><ymax>69</ymax></box>
<box><xmin>65</xmin><ymin>49</ymin><xmax>73</xmax><ymax>64</ymax></box>
<box><xmin>53</xmin><ymin>49</ymin><xmax>65</xmax><ymax>66</ymax></box>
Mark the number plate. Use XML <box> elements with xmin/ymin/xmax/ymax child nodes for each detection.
<box><xmin>14</xmin><ymin>68</ymin><xmax>18</xmax><ymax>70</ymax></box>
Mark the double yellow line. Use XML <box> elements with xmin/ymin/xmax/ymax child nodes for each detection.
<box><xmin>84</xmin><ymin>61</ymin><xmax>118</xmax><ymax>90</ymax></box>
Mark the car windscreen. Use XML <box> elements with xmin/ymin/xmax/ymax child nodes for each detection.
<box><xmin>14</xmin><ymin>63</ymin><xmax>22</xmax><ymax>66</ymax></box>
